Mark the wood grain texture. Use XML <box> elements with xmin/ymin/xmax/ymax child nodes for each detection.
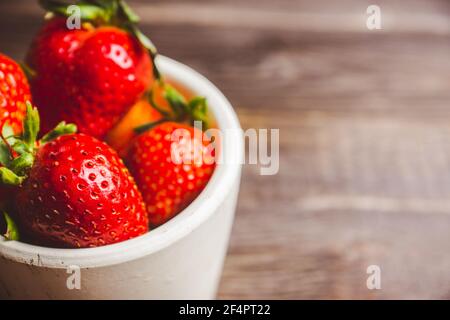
<box><xmin>1</xmin><ymin>0</ymin><xmax>450</xmax><ymax>299</ymax></box>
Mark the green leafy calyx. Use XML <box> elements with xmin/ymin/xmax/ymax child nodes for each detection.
<box><xmin>39</xmin><ymin>0</ymin><xmax>160</xmax><ymax>79</ymax></box>
<box><xmin>135</xmin><ymin>83</ymin><xmax>210</xmax><ymax>134</ymax></box>
<box><xmin>0</xmin><ymin>104</ymin><xmax>77</xmax><ymax>187</ymax></box>
<box><xmin>2</xmin><ymin>212</ymin><xmax>20</xmax><ymax>241</ymax></box>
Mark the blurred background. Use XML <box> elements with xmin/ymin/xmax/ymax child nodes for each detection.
<box><xmin>1</xmin><ymin>0</ymin><xmax>449</xmax><ymax>299</ymax></box>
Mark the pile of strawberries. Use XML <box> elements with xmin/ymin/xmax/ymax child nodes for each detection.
<box><xmin>0</xmin><ymin>0</ymin><xmax>216</xmax><ymax>248</ymax></box>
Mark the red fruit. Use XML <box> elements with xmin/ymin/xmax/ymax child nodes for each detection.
<box><xmin>14</xmin><ymin>133</ymin><xmax>149</xmax><ymax>247</ymax></box>
<box><xmin>0</xmin><ymin>53</ymin><xmax>31</xmax><ymax>135</ymax></box>
<box><xmin>0</xmin><ymin>53</ymin><xmax>31</xmax><ymax>210</ymax></box>
<box><xmin>27</xmin><ymin>17</ymin><xmax>153</xmax><ymax>138</ymax></box>
<box><xmin>1</xmin><ymin>105</ymin><xmax>149</xmax><ymax>247</ymax></box>
<box><xmin>0</xmin><ymin>180</ymin><xmax>12</xmax><ymax>211</ymax></box>
<box><xmin>0</xmin><ymin>185</ymin><xmax>12</xmax><ymax>207</ymax></box>
<box><xmin>126</xmin><ymin>122</ymin><xmax>215</xmax><ymax>227</ymax></box>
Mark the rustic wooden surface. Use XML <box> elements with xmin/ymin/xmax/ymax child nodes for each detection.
<box><xmin>1</xmin><ymin>0</ymin><xmax>450</xmax><ymax>299</ymax></box>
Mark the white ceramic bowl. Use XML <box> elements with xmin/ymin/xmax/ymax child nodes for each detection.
<box><xmin>0</xmin><ymin>56</ymin><xmax>243</xmax><ymax>299</ymax></box>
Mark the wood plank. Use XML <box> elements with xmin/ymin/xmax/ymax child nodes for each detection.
<box><xmin>219</xmin><ymin>110</ymin><xmax>450</xmax><ymax>299</ymax></box>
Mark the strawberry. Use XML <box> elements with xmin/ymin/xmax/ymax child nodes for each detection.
<box><xmin>124</xmin><ymin>84</ymin><xmax>215</xmax><ymax>227</ymax></box>
<box><xmin>126</xmin><ymin>121</ymin><xmax>215</xmax><ymax>227</ymax></box>
<box><xmin>106</xmin><ymin>81</ymin><xmax>197</xmax><ymax>157</ymax></box>
<box><xmin>26</xmin><ymin>0</ymin><xmax>159</xmax><ymax>139</ymax></box>
<box><xmin>0</xmin><ymin>105</ymin><xmax>148</xmax><ymax>248</ymax></box>
<box><xmin>0</xmin><ymin>53</ymin><xmax>32</xmax><ymax>210</ymax></box>
<box><xmin>0</xmin><ymin>53</ymin><xmax>31</xmax><ymax>135</ymax></box>
<box><xmin>106</xmin><ymin>99</ymin><xmax>162</xmax><ymax>158</ymax></box>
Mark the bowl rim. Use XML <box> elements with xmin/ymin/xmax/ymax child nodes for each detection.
<box><xmin>0</xmin><ymin>55</ymin><xmax>243</xmax><ymax>268</ymax></box>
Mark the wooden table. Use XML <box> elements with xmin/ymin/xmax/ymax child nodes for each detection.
<box><xmin>1</xmin><ymin>0</ymin><xmax>449</xmax><ymax>299</ymax></box>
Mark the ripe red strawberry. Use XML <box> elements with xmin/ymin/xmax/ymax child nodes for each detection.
<box><xmin>0</xmin><ymin>53</ymin><xmax>32</xmax><ymax>210</ymax></box>
<box><xmin>0</xmin><ymin>105</ymin><xmax>148</xmax><ymax>248</ymax></box>
<box><xmin>26</xmin><ymin>0</ymin><xmax>158</xmax><ymax>138</ymax></box>
<box><xmin>0</xmin><ymin>53</ymin><xmax>31</xmax><ymax>135</ymax></box>
<box><xmin>126</xmin><ymin>122</ymin><xmax>215</xmax><ymax>227</ymax></box>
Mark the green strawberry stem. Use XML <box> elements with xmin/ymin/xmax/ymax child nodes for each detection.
<box><xmin>0</xmin><ymin>104</ymin><xmax>77</xmax><ymax>187</ymax></box>
<box><xmin>0</xmin><ymin>126</ymin><xmax>15</xmax><ymax>163</ymax></box>
<box><xmin>0</xmin><ymin>167</ymin><xmax>24</xmax><ymax>186</ymax></box>
<box><xmin>116</xmin><ymin>0</ymin><xmax>139</xmax><ymax>23</ymax></box>
<box><xmin>2</xmin><ymin>212</ymin><xmax>20</xmax><ymax>241</ymax></box>
<box><xmin>126</xmin><ymin>25</ymin><xmax>160</xmax><ymax>79</ymax></box>
<box><xmin>10</xmin><ymin>153</ymin><xmax>35</xmax><ymax>177</ymax></box>
<box><xmin>40</xmin><ymin>0</ymin><xmax>107</xmax><ymax>21</ymax></box>
<box><xmin>39</xmin><ymin>0</ymin><xmax>161</xmax><ymax>79</ymax></box>
<box><xmin>22</xmin><ymin>102</ymin><xmax>40</xmax><ymax>152</ymax></box>
<box><xmin>136</xmin><ymin>83</ymin><xmax>210</xmax><ymax>134</ymax></box>
<box><xmin>134</xmin><ymin>119</ymin><xmax>168</xmax><ymax>135</ymax></box>
<box><xmin>41</xmin><ymin>121</ymin><xmax>77</xmax><ymax>144</ymax></box>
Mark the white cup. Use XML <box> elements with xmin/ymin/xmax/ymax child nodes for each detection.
<box><xmin>0</xmin><ymin>56</ymin><xmax>243</xmax><ymax>300</ymax></box>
